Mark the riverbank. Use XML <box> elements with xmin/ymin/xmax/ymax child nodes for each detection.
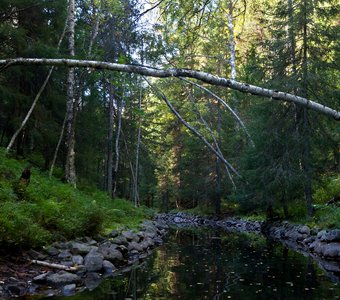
<box><xmin>0</xmin><ymin>220</ymin><xmax>168</xmax><ymax>298</ymax></box>
<box><xmin>156</xmin><ymin>212</ymin><xmax>340</xmax><ymax>282</ymax></box>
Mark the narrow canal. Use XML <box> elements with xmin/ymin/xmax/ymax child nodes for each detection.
<box><xmin>48</xmin><ymin>228</ymin><xmax>339</xmax><ymax>299</ymax></box>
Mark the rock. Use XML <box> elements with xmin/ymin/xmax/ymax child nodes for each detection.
<box><xmin>102</xmin><ymin>260</ymin><xmax>116</xmax><ymax>274</ymax></box>
<box><xmin>321</xmin><ymin>243</ymin><xmax>340</xmax><ymax>259</ymax></box>
<box><xmin>62</xmin><ymin>284</ymin><xmax>76</xmax><ymax>296</ymax></box>
<box><xmin>45</xmin><ymin>246</ymin><xmax>59</xmax><ymax>256</ymax></box>
<box><xmin>323</xmin><ymin>229</ymin><xmax>340</xmax><ymax>243</ymax></box>
<box><xmin>317</xmin><ymin>230</ymin><xmax>328</xmax><ymax>240</ymax></box>
<box><xmin>122</xmin><ymin>231</ymin><xmax>140</xmax><ymax>242</ymax></box>
<box><xmin>58</xmin><ymin>250</ymin><xmax>73</xmax><ymax>260</ymax></box>
<box><xmin>298</xmin><ymin>225</ymin><xmax>310</xmax><ymax>235</ymax></box>
<box><xmin>84</xmin><ymin>272</ymin><xmax>102</xmax><ymax>290</ymax></box>
<box><xmin>84</xmin><ymin>249</ymin><xmax>104</xmax><ymax>272</ymax></box>
<box><xmin>70</xmin><ymin>242</ymin><xmax>98</xmax><ymax>255</ymax></box>
<box><xmin>153</xmin><ymin>237</ymin><xmax>163</xmax><ymax>246</ymax></box>
<box><xmin>46</xmin><ymin>271</ymin><xmax>81</xmax><ymax>286</ymax></box>
<box><xmin>33</xmin><ymin>271</ymin><xmax>53</xmax><ymax>283</ymax></box>
<box><xmin>72</xmin><ymin>255</ymin><xmax>84</xmax><ymax>265</ymax></box>
<box><xmin>27</xmin><ymin>249</ymin><xmax>47</xmax><ymax>260</ymax></box>
<box><xmin>108</xmin><ymin>230</ymin><xmax>119</xmax><ymax>238</ymax></box>
<box><xmin>60</xmin><ymin>261</ymin><xmax>74</xmax><ymax>267</ymax></box>
<box><xmin>7</xmin><ymin>284</ymin><xmax>26</xmax><ymax>297</ymax></box>
<box><xmin>127</xmin><ymin>241</ymin><xmax>143</xmax><ymax>252</ymax></box>
<box><xmin>98</xmin><ymin>243</ymin><xmax>124</xmax><ymax>263</ymax></box>
<box><xmin>111</xmin><ymin>236</ymin><xmax>128</xmax><ymax>246</ymax></box>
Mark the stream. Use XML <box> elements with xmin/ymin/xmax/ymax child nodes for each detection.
<box><xmin>38</xmin><ymin>228</ymin><xmax>339</xmax><ymax>299</ymax></box>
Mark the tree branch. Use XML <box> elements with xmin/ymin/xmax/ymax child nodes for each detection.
<box><xmin>179</xmin><ymin>77</ymin><xmax>255</xmax><ymax>147</ymax></box>
<box><xmin>143</xmin><ymin>77</ymin><xmax>240</xmax><ymax>178</ymax></box>
<box><xmin>0</xmin><ymin>57</ymin><xmax>339</xmax><ymax>120</ymax></box>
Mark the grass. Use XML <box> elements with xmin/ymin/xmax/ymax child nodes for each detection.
<box><xmin>0</xmin><ymin>148</ymin><xmax>157</xmax><ymax>248</ymax></box>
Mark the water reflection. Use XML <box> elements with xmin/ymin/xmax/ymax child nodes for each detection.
<box><xmin>49</xmin><ymin>228</ymin><xmax>339</xmax><ymax>299</ymax></box>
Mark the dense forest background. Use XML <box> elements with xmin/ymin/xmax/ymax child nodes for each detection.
<box><xmin>0</xmin><ymin>0</ymin><xmax>339</xmax><ymax>219</ymax></box>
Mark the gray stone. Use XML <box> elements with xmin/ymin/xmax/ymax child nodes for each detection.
<box><xmin>108</xmin><ymin>230</ymin><xmax>119</xmax><ymax>238</ymax></box>
<box><xmin>323</xmin><ymin>229</ymin><xmax>340</xmax><ymax>243</ymax></box>
<box><xmin>322</xmin><ymin>243</ymin><xmax>340</xmax><ymax>259</ymax></box>
<box><xmin>59</xmin><ymin>261</ymin><xmax>74</xmax><ymax>267</ymax></box>
<box><xmin>122</xmin><ymin>231</ymin><xmax>139</xmax><ymax>242</ymax></box>
<box><xmin>111</xmin><ymin>236</ymin><xmax>128</xmax><ymax>246</ymax></box>
<box><xmin>46</xmin><ymin>271</ymin><xmax>81</xmax><ymax>286</ymax></box>
<box><xmin>71</xmin><ymin>242</ymin><xmax>98</xmax><ymax>255</ymax></box>
<box><xmin>33</xmin><ymin>272</ymin><xmax>53</xmax><ymax>283</ymax></box>
<box><xmin>98</xmin><ymin>243</ymin><xmax>124</xmax><ymax>262</ymax></box>
<box><xmin>102</xmin><ymin>260</ymin><xmax>116</xmax><ymax>273</ymax></box>
<box><xmin>45</xmin><ymin>246</ymin><xmax>59</xmax><ymax>256</ymax></box>
<box><xmin>298</xmin><ymin>225</ymin><xmax>310</xmax><ymax>235</ymax></box>
<box><xmin>62</xmin><ymin>284</ymin><xmax>76</xmax><ymax>296</ymax></box>
<box><xmin>84</xmin><ymin>249</ymin><xmax>104</xmax><ymax>272</ymax></box>
<box><xmin>128</xmin><ymin>241</ymin><xmax>143</xmax><ymax>252</ymax></box>
<box><xmin>84</xmin><ymin>272</ymin><xmax>102</xmax><ymax>291</ymax></box>
<box><xmin>72</xmin><ymin>255</ymin><xmax>84</xmax><ymax>265</ymax></box>
<box><xmin>58</xmin><ymin>250</ymin><xmax>73</xmax><ymax>260</ymax></box>
<box><xmin>317</xmin><ymin>230</ymin><xmax>328</xmax><ymax>240</ymax></box>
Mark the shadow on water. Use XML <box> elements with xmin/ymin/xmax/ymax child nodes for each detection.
<box><xmin>42</xmin><ymin>228</ymin><xmax>339</xmax><ymax>300</ymax></box>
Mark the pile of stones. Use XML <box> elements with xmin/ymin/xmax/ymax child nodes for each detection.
<box><xmin>0</xmin><ymin>220</ymin><xmax>168</xmax><ymax>298</ymax></box>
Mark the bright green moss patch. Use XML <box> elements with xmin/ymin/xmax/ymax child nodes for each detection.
<box><xmin>0</xmin><ymin>148</ymin><xmax>157</xmax><ymax>248</ymax></box>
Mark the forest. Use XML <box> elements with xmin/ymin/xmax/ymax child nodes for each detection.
<box><xmin>0</xmin><ymin>0</ymin><xmax>339</xmax><ymax>224</ymax></box>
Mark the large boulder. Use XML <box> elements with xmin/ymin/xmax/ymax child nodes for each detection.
<box><xmin>46</xmin><ymin>271</ymin><xmax>81</xmax><ymax>286</ymax></box>
<box><xmin>98</xmin><ymin>243</ymin><xmax>124</xmax><ymax>263</ymax></box>
<box><xmin>70</xmin><ymin>242</ymin><xmax>98</xmax><ymax>255</ymax></box>
<box><xmin>84</xmin><ymin>249</ymin><xmax>104</xmax><ymax>272</ymax></box>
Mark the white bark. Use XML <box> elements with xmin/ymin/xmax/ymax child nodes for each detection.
<box><xmin>134</xmin><ymin>86</ymin><xmax>142</xmax><ymax>207</ymax></box>
<box><xmin>227</xmin><ymin>0</ymin><xmax>236</xmax><ymax>80</ymax></box>
<box><xmin>179</xmin><ymin>77</ymin><xmax>254</xmax><ymax>147</ymax></box>
<box><xmin>107</xmin><ymin>84</ymin><xmax>114</xmax><ymax>197</ymax></box>
<box><xmin>64</xmin><ymin>0</ymin><xmax>76</xmax><ymax>186</ymax></box>
<box><xmin>188</xmin><ymin>93</ymin><xmax>236</xmax><ymax>188</ymax></box>
<box><xmin>113</xmin><ymin>95</ymin><xmax>122</xmax><ymax>198</ymax></box>
<box><xmin>0</xmin><ymin>58</ymin><xmax>339</xmax><ymax>120</ymax></box>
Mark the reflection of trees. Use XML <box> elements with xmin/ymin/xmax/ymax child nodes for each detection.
<box><xmin>65</xmin><ymin>229</ymin><xmax>340</xmax><ymax>299</ymax></box>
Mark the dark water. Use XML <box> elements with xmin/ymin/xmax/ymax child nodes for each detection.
<box><xmin>50</xmin><ymin>229</ymin><xmax>339</xmax><ymax>299</ymax></box>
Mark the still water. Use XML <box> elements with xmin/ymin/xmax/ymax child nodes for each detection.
<box><xmin>51</xmin><ymin>228</ymin><xmax>339</xmax><ymax>299</ymax></box>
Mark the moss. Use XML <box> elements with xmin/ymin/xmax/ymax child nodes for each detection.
<box><xmin>0</xmin><ymin>148</ymin><xmax>157</xmax><ymax>248</ymax></box>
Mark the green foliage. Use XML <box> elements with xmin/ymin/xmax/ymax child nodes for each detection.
<box><xmin>314</xmin><ymin>175</ymin><xmax>340</xmax><ymax>204</ymax></box>
<box><xmin>0</xmin><ymin>148</ymin><xmax>154</xmax><ymax>248</ymax></box>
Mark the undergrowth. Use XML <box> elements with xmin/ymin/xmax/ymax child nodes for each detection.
<box><xmin>0</xmin><ymin>148</ymin><xmax>156</xmax><ymax>248</ymax></box>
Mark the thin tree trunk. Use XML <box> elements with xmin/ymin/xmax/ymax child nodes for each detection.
<box><xmin>302</xmin><ymin>0</ymin><xmax>313</xmax><ymax>217</ymax></box>
<box><xmin>227</xmin><ymin>0</ymin><xmax>236</xmax><ymax>81</ymax></box>
<box><xmin>215</xmin><ymin>101</ymin><xmax>221</xmax><ymax>215</ymax></box>
<box><xmin>112</xmin><ymin>96</ymin><xmax>122</xmax><ymax>199</ymax></box>
<box><xmin>64</xmin><ymin>0</ymin><xmax>76</xmax><ymax>186</ymax></box>
<box><xmin>107</xmin><ymin>84</ymin><xmax>114</xmax><ymax>197</ymax></box>
<box><xmin>49</xmin><ymin>115</ymin><xmax>67</xmax><ymax>178</ymax></box>
<box><xmin>6</xmin><ymin>16</ymin><xmax>68</xmax><ymax>153</ymax></box>
<box><xmin>134</xmin><ymin>86</ymin><xmax>142</xmax><ymax>207</ymax></box>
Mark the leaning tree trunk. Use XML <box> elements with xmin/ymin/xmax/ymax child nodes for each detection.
<box><xmin>6</xmin><ymin>16</ymin><xmax>68</xmax><ymax>153</ymax></box>
<box><xmin>64</xmin><ymin>0</ymin><xmax>77</xmax><ymax>186</ymax></box>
